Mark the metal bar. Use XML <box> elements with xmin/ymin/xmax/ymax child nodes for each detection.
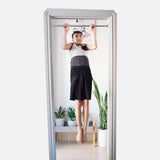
<box><xmin>51</xmin><ymin>24</ymin><xmax>108</xmax><ymax>27</ymax></box>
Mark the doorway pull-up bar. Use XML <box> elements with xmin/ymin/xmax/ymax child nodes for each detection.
<box><xmin>51</xmin><ymin>24</ymin><xmax>108</xmax><ymax>27</ymax></box>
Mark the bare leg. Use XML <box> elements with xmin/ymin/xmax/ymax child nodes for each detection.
<box><xmin>82</xmin><ymin>99</ymin><xmax>89</xmax><ymax>142</ymax></box>
<box><xmin>75</xmin><ymin>100</ymin><xmax>83</xmax><ymax>144</ymax></box>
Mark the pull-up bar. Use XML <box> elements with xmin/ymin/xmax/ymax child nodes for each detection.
<box><xmin>51</xmin><ymin>24</ymin><xmax>108</xmax><ymax>27</ymax></box>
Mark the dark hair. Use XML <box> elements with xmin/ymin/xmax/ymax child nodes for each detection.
<box><xmin>72</xmin><ymin>31</ymin><xmax>82</xmax><ymax>38</ymax></box>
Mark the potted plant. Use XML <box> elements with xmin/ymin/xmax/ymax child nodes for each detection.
<box><xmin>93</xmin><ymin>79</ymin><xmax>108</xmax><ymax>147</ymax></box>
<box><xmin>87</xmin><ymin>113</ymin><xmax>93</xmax><ymax>126</ymax></box>
<box><xmin>55</xmin><ymin>106</ymin><xmax>66</xmax><ymax>127</ymax></box>
<box><xmin>81</xmin><ymin>112</ymin><xmax>92</xmax><ymax>126</ymax></box>
<box><xmin>67</xmin><ymin>107</ymin><xmax>77</xmax><ymax>126</ymax></box>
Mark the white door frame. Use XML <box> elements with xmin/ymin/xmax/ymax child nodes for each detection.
<box><xmin>43</xmin><ymin>8</ymin><xmax>117</xmax><ymax>160</ymax></box>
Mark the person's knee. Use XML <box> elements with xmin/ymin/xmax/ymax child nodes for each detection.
<box><xmin>75</xmin><ymin>100</ymin><xmax>82</xmax><ymax>108</ymax></box>
<box><xmin>82</xmin><ymin>100</ymin><xmax>89</xmax><ymax>107</ymax></box>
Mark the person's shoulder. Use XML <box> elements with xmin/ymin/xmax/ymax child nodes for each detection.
<box><xmin>81</xmin><ymin>43</ymin><xmax>89</xmax><ymax>50</ymax></box>
<box><xmin>69</xmin><ymin>42</ymin><xmax>74</xmax><ymax>50</ymax></box>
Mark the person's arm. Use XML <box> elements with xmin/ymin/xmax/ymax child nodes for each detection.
<box><xmin>62</xmin><ymin>23</ymin><xmax>73</xmax><ymax>50</ymax></box>
<box><xmin>86</xmin><ymin>24</ymin><xmax>97</xmax><ymax>50</ymax></box>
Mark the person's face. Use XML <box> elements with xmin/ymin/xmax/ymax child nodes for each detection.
<box><xmin>72</xmin><ymin>33</ymin><xmax>82</xmax><ymax>44</ymax></box>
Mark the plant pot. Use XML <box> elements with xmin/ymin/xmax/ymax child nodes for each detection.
<box><xmin>55</xmin><ymin>118</ymin><xmax>64</xmax><ymax>126</ymax></box>
<box><xmin>87</xmin><ymin>116</ymin><xmax>93</xmax><ymax>126</ymax></box>
<box><xmin>81</xmin><ymin>113</ymin><xmax>92</xmax><ymax>126</ymax></box>
<box><xmin>98</xmin><ymin>128</ymin><xmax>107</xmax><ymax>147</ymax></box>
<box><xmin>68</xmin><ymin>120</ymin><xmax>77</xmax><ymax>126</ymax></box>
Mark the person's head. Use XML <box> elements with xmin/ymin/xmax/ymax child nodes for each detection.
<box><xmin>72</xmin><ymin>31</ymin><xmax>83</xmax><ymax>45</ymax></box>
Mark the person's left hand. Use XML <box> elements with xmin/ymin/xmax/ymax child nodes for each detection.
<box><xmin>90</xmin><ymin>24</ymin><xmax>95</xmax><ymax>32</ymax></box>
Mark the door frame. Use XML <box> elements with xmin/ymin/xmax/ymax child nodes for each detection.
<box><xmin>43</xmin><ymin>8</ymin><xmax>117</xmax><ymax>160</ymax></box>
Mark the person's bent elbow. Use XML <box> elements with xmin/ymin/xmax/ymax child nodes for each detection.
<box><xmin>94</xmin><ymin>46</ymin><xmax>97</xmax><ymax>49</ymax></box>
<box><xmin>93</xmin><ymin>45</ymin><xmax>97</xmax><ymax>50</ymax></box>
<box><xmin>62</xmin><ymin>45</ymin><xmax>67</xmax><ymax>50</ymax></box>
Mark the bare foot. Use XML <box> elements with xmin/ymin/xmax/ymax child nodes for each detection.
<box><xmin>76</xmin><ymin>128</ymin><xmax>83</xmax><ymax>144</ymax></box>
<box><xmin>82</xmin><ymin>128</ymin><xmax>87</xmax><ymax>143</ymax></box>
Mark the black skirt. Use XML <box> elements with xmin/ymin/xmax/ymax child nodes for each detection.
<box><xmin>70</xmin><ymin>66</ymin><xmax>93</xmax><ymax>101</ymax></box>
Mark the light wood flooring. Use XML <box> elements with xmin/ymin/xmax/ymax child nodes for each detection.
<box><xmin>56</xmin><ymin>141</ymin><xmax>108</xmax><ymax>160</ymax></box>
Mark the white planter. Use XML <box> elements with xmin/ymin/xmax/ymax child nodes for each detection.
<box><xmin>68</xmin><ymin>120</ymin><xmax>77</xmax><ymax>126</ymax></box>
<box><xmin>55</xmin><ymin>118</ymin><xmax>64</xmax><ymax>126</ymax></box>
<box><xmin>98</xmin><ymin>128</ymin><xmax>107</xmax><ymax>147</ymax></box>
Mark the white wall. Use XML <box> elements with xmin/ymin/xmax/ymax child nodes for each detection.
<box><xmin>51</xmin><ymin>18</ymin><xmax>110</xmax><ymax>126</ymax></box>
<box><xmin>0</xmin><ymin>1</ymin><xmax>160</xmax><ymax>160</ymax></box>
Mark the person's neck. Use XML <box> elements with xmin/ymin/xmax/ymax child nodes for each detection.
<box><xmin>75</xmin><ymin>42</ymin><xmax>82</xmax><ymax>46</ymax></box>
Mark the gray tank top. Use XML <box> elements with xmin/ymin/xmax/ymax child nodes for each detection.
<box><xmin>69</xmin><ymin>43</ymin><xmax>89</xmax><ymax>67</ymax></box>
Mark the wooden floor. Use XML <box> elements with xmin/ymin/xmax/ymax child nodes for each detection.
<box><xmin>56</xmin><ymin>141</ymin><xmax>108</xmax><ymax>160</ymax></box>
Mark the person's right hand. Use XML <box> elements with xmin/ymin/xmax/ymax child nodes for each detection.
<box><xmin>63</xmin><ymin>23</ymin><xmax>70</xmax><ymax>32</ymax></box>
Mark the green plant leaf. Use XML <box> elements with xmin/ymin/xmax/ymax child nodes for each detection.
<box><xmin>67</xmin><ymin>107</ymin><xmax>76</xmax><ymax>120</ymax></box>
<box><xmin>92</xmin><ymin>78</ymin><xmax>108</xmax><ymax>130</ymax></box>
<box><xmin>55</xmin><ymin>106</ymin><xmax>66</xmax><ymax>118</ymax></box>
<box><xmin>93</xmin><ymin>79</ymin><xmax>100</xmax><ymax>101</ymax></box>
